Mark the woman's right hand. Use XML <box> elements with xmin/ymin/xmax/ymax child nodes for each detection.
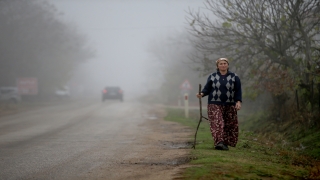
<box><xmin>196</xmin><ymin>93</ymin><xmax>203</xmax><ymax>98</ymax></box>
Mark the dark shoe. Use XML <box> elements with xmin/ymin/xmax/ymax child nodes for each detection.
<box><xmin>215</xmin><ymin>142</ymin><xmax>224</xmax><ymax>150</ymax></box>
<box><xmin>222</xmin><ymin>144</ymin><xmax>229</xmax><ymax>151</ymax></box>
<box><xmin>215</xmin><ymin>142</ymin><xmax>229</xmax><ymax>151</ymax></box>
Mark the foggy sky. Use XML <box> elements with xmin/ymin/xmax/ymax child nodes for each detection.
<box><xmin>48</xmin><ymin>0</ymin><xmax>205</xmax><ymax>99</ymax></box>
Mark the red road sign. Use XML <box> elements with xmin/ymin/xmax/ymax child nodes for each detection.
<box><xmin>180</xmin><ymin>80</ymin><xmax>192</xmax><ymax>90</ymax></box>
<box><xmin>16</xmin><ymin>77</ymin><xmax>38</xmax><ymax>95</ymax></box>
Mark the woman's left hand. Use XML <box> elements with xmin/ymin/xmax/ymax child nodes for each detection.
<box><xmin>235</xmin><ymin>101</ymin><xmax>241</xmax><ymax>111</ymax></box>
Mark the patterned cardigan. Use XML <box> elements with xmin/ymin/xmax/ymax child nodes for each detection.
<box><xmin>201</xmin><ymin>71</ymin><xmax>242</xmax><ymax>105</ymax></box>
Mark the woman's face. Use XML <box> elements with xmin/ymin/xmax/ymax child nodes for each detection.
<box><xmin>217</xmin><ymin>60</ymin><xmax>229</xmax><ymax>71</ymax></box>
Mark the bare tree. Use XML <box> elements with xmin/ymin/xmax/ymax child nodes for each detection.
<box><xmin>146</xmin><ymin>32</ymin><xmax>203</xmax><ymax>104</ymax></box>
<box><xmin>186</xmin><ymin>0</ymin><xmax>320</xmax><ymax>120</ymax></box>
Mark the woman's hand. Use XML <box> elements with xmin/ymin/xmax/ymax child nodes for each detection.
<box><xmin>235</xmin><ymin>101</ymin><xmax>241</xmax><ymax>111</ymax></box>
<box><xmin>196</xmin><ymin>93</ymin><xmax>203</xmax><ymax>98</ymax></box>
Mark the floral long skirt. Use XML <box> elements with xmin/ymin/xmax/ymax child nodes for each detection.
<box><xmin>207</xmin><ymin>104</ymin><xmax>239</xmax><ymax>147</ymax></box>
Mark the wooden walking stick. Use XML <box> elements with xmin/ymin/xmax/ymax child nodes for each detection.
<box><xmin>192</xmin><ymin>84</ymin><xmax>208</xmax><ymax>149</ymax></box>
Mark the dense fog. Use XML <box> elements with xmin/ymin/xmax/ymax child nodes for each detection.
<box><xmin>47</xmin><ymin>0</ymin><xmax>206</xmax><ymax>100</ymax></box>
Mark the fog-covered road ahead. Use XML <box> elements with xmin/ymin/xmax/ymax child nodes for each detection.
<box><xmin>0</xmin><ymin>99</ymin><xmax>153</xmax><ymax>180</ymax></box>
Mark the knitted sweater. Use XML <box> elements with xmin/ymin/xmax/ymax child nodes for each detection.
<box><xmin>201</xmin><ymin>71</ymin><xmax>242</xmax><ymax>105</ymax></box>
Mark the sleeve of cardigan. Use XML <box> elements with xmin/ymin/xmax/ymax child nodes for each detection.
<box><xmin>201</xmin><ymin>75</ymin><xmax>212</xmax><ymax>97</ymax></box>
<box><xmin>234</xmin><ymin>75</ymin><xmax>242</xmax><ymax>102</ymax></box>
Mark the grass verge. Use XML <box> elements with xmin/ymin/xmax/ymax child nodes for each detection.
<box><xmin>164</xmin><ymin>108</ymin><xmax>319</xmax><ymax>180</ymax></box>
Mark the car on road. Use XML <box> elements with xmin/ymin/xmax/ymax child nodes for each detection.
<box><xmin>55</xmin><ymin>86</ymin><xmax>70</xmax><ymax>98</ymax></box>
<box><xmin>102</xmin><ymin>86</ymin><xmax>123</xmax><ymax>102</ymax></box>
<box><xmin>0</xmin><ymin>87</ymin><xmax>21</xmax><ymax>104</ymax></box>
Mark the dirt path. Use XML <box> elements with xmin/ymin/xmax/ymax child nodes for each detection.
<box><xmin>81</xmin><ymin>105</ymin><xmax>194</xmax><ymax>180</ymax></box>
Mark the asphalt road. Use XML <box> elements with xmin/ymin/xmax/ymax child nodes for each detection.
<box><xmin>0</xmin><ymin>98</ymin><xmax>153</xmax><ymax>180</ymax></box>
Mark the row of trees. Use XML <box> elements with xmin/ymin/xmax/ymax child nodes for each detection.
<box><xmin>185</xmin><ymin>0</ymin><xmax>320</xmax><ymax>123</ymax></box>
<box><xmin>0</xmin><ymin>0</ymin><xmax>94</xmax><ymax>97</ymax></box>
<box><xmin>145</xmin><ymin>32</ymin><xmax>206</xmax><ymax>105</ymax></box>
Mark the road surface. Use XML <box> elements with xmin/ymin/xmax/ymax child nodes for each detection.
<box><xmin>0</xmin><ymin>98</ymin><xmax>192</xmax><ymax>180</ymax></box>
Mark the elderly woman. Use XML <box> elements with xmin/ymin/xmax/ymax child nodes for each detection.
<box><xmin>196</xmin><ymin>58</ymin><xmax>242</xmax><ymax>150</ymax></box>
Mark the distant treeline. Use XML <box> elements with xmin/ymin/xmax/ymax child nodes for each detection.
<box><xmin>0</xmin><ymin>0</ymin><xmax>94</xmax><ymax>97</ymax></box>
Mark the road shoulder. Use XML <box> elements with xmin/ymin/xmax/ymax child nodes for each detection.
<box><xmin>84</xmin><ymin>104</ymin><xmax>194</xmax><ymax>180</ymax></box>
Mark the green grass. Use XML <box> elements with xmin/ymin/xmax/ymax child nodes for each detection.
<box><xmin>239</xmin><ymin>110</ymin><xmax>320</xmax><ymax>160</ymax></box>
<box><xmin>164</xmin><ymin>108</ymin><xmax>317</xmax><ymax>180</ymax></box>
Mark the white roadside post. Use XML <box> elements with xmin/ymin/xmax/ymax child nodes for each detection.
<box><xmin>184</xmin><ymin>93</ymin><xmax>189</xmax><ymax>118</ymax></box>
<box><xmin>180</xmin><ymin>79</ymin><xmax>192</xmax><ymax>117</ymax></box>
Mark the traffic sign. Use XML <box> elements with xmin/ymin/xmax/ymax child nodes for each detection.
<box><xmin>180</xmin><ymin>80</ymin><xmax>192</xmax><ymax>90</ymax></box>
